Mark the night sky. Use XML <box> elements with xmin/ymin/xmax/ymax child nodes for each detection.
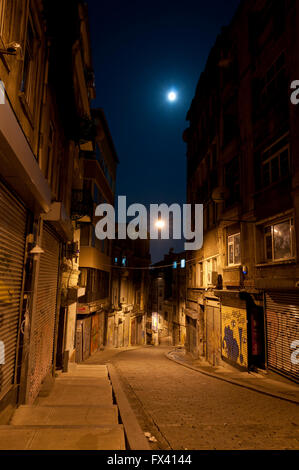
<box><xmin>86</xmin><ymin>0</ymin><xmax>241</xmax><ymax>262</ymax></box>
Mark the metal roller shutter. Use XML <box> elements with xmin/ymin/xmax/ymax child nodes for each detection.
<box><xmin>28</xmin><ymin>224</ymin><xmax>60</xmax><ymax>402</ymax></box>
<box><xmin>0</xmin><ymin>182</ymin><xmax>26</xmax><ymax>400</ymax></box>
<box><xmin>265</xmin><ymin>291</ymin><xmax>299</xmax><ymax>382</ymax></box>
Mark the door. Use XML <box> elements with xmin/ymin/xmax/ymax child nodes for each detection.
<box><xmin>0</xmin><ymin>183</ymin><xmax>27</xmax><ymax>402</ymax></box>
<box><xmin>206</xmin><ymin>304</ymin><xmax>221</xmax><ymax>366</ymax></box>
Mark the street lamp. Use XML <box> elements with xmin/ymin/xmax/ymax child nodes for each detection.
<box><xmin>155</xmin><ymin>219</ymin><xmax>165</xmax><ymax>229</ymax></box>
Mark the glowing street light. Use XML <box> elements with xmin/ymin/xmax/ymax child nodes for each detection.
<box><xmin>155</xmin><ymin>219</ymin><xmax>165</xmax><ymax>229</ymax></box>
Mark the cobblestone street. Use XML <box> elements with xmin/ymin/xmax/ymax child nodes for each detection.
<box><xmin>94</xmin><ymin>346</ymin><xmax>299</xmax><ymax>450</ymax></box>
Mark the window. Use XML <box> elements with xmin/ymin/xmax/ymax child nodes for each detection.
<box><xmin>45</xmin><ymin>123</ymin><xmax>54</xmax><ymax>182</ymax></box>
<box><xmin>93</xmin><ymin>183</ymin><xmax>100</xmax><ymax>204</ymax></box>
<box><xmin>198</xmin><ymin>262</ymin><xmax>203</xmax><ymax>287</ymax></box>
<box><xmin>228</xmin><ymin>233</ymin><xmax>241</xmax><ymax>266</ymax></box>
<box><xmin>206</xmin><ymin>258</ymin><xmax>218</xmax><ymax>285</ymax></box>
<box><xmin>80</xmin><ymin>224</ymin><xmax>90</xmax><ymax>246</ymax></box>
<box><xmin>21</xmin><ymin>20</ymin><xmax>35</xmax><ymax>97</ymax></box>
<box><xmin>79</xmin><ymin>268</ymin><xmax>87</xmax><ymax>287</ymax></box>
<box><xmin>225</xmin><ymin>156</ymin><xmax>240</xmax><ymax>207</ymax></box>
<box><xmin>264</xmin><ymin>218</ymin><xmax>295</xmax><ymax>262</ymax></box>
<box><xmin>261</xmin><ymin>135</ymin><xmax>290</xmax><ymax>187</ymax></box>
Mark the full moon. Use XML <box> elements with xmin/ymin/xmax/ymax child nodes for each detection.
<box><xmin>167</xmin><ymin>91</ymin><xmax>177</xmax><ymax>102</ymax></box>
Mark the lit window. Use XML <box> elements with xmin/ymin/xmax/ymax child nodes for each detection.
<box><xmin>264</xmin><ymin>218</ymin><xmax>295</xmax><ymax>262</ymax></box>
<box><xmin>180</xmin><ymin>259</ymin><xmax>186</xmax><ymax>268</ymax></box>
<box><xmin>228</xmin><ymin>233</ymin><xmax>241</xmax><ymax>266</ymax></box>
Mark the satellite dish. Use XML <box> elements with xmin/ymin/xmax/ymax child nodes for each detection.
<box><xmin>211</xmin><ymin>186</ymin><xmax>230</xmax><ymax>203</ymax></box>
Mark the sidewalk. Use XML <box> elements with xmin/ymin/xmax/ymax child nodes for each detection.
<box><xmin>0</xmin><ymin>364</ymin><xmax>126</xmax><ymax>450</ymax></box>
<box><xmin>166</xmin><ymin>348</ymin><xmax>299</xmax><ymax>405</ymax></box>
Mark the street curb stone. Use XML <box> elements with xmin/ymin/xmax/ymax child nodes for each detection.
<box><xmin>108</xmin><ymin>364</ymin><xmax>151</xmax><ymax>450</ymax></box>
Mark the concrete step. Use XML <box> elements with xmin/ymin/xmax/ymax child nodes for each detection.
<box><xmin>55</xmin><ymin>378</ymin><xmax>112</xmax><ymax>387</ymax></box>
<box><xmin>10</xmin><ymin>405</ymin><xmax>119</xmax><ymax>426</ymax></box>
<box><xmin>65</xmin><ymin>364</ymin><xmax>109</xmax><ymax>378</ymax></box>
<box><xmin>0</xmin><ymin>425</ymin><xmax>126</xmax><ymax>450</ymax></box>
<box><xmin>62</xmin><ymin>371</ymin><xmax>109</xmax><ymax>378</ymax></box>
<box><xmin>36</xmin><ymin>383</ymin><xmax>113</xmax><ymax>406</ymax></box>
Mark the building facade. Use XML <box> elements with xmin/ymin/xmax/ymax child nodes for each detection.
<box><xmin>149</xmin><ymin>250</ymin><xmax>186</xmax><ymax>347</ymax></box>
<box><xmin>0</xmin><ymin>0</ymin><xmax>96</xmax><ymax>420</ymax></box>
<box><xmin>107</xmin><ymin>236</ymin><xmax>151</xmax><ymax>349</ymax></box>
<box><xmin>184</xmin><ymin>0</ymin><xmax>299</xmax><ymax>381</ymax></box>
<box><xmin>75</xmin><ymin>108</ymin><xmax>118</xmax><ymax>362</ymax></box>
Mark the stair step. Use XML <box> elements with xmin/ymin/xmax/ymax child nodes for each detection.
<box><xmin>0</xmin><ymin>425</ymin><xmax>125</xmax><ymax>450</ymax></box>
<box><xmin>36</xmin><ymin>382</ymin><xmax>113</xmax><ymax>407</ymax></box>
<box><xmin>10</xmin><ymin>405</ymin><xmax>119</xmax><ymax>426</ymax></box>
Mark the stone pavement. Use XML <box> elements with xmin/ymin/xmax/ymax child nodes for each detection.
<box><xmin>102</xmin><ymin>346</ymin><xmax>299</xmax><ymax>450</ymax></box>
<box><xmin>167</xmin><ymin>348</ymin><xmax>299</xmax><ymax>404</ymax></box>
<box><xmin>0</xmin><ymin>364</ymin><xmax>126</xmax><ymax>450</ymax></box>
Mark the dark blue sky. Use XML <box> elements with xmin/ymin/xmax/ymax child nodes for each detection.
<box><xmin>86</xmin><ymin>0</ymin><xmax>240</xmax><ymax>262</ymax></box>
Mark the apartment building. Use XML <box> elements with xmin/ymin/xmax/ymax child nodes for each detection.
<box><xmin>184</xmin><ymin>0</ymin><xmax>299</xmax><ymax>381</ymax></box>
<box><xmin>0</xmin><ymin>0</ymin><xmax>95</xmax><ymax>420</ymax></box>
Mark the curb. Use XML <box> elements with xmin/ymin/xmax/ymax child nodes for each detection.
<box><xmin>108</xmin><ymin>364</ymin><xmax>151</xmax><ymax>450</ymax></box>
<box><xmin>165</xmin><ymin>351</ymin><xmax>299</xmax><ymax>405</ymax></box>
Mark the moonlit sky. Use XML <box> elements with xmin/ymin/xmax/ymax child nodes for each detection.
<box><xmin>86</xmin><ymin>0</ymin><xmax>241</xmax><ymax>262</ymax></box>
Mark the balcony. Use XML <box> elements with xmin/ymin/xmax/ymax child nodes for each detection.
<box><xmin>71</xmin><ymin>189</ymin><xmax>94</xmax><ymax>220</ymax></box>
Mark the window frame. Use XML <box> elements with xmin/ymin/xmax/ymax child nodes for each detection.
<box><xmin>261</xmin><ymin>134</ymin><xmax>290</xmax><ymax>188</ymax></box>
<box><xmin>227</xmin><ymin>233</ymin><xmax>241</xmax><ymax>267</ymax></box>
<box><xmin>263</xmin><ymin>217</ymin><xmax>295</xmax><ymax>263</ymax></box>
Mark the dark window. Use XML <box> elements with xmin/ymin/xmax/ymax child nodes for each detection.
<box><xmin>80</xmin><ymin>224</ymin><xmax>90</xmax><ymax>246</ymax></box>
<box><xmin>261</xmin><ymin>136</ymin><xmax>290</xmax><ymax>188</ymax></box>
<box><xmin>225</xmin><ymin>156</ymin><xmax>240</xmax><ymax>207</ymax></box>
<box><xmin>21</xmin><ymin>21</ymin><xmax>34</xmax><ymax>93</ymax></box>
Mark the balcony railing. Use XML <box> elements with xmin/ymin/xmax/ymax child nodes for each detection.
<box><xmin>71</xmin><ymin>189</ymin><xmax>94</xmax><ymax>220</ymax></box>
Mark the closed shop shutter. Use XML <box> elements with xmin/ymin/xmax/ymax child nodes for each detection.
<box><xmin>75</xmin><ymin>320</ymin><xmax>83</xmax><ymax>363</ymax></box>
<box><xmin>137</xmin><ymin>315</ymin><xmax>143</xmax><ymax>344</ymax></box>
<box><xmin>124</xmin><ymin>315</ymin><xmax>130</xmax><ymax>347</ymax></box>
<box><xmin>265</xmin><ymin>291</ymin><xmax>299</xmax><ymax>382</ymax></box>
<box><xmin>90</xmin><ymin>313</ymin><xmax>100</xmax><ymax>354</ymax></box>
<box><xmin>99</xmin><ymin>312</ymin><xmax>105</xmax><ymax>347</ymax></box>
<box><xmin>107</xmin><ymin>316</ymin><xmax>114</xmax><ymax>347</ymax></box>
<box><xmin>82</xmin><ymin>316</ymin><xmax>91</xmax><ymax>361</ymax></box>
<box><xmin>131</xmin><ymin>317</ymin><xmax>136</xmax><ymax>346</ymax></box>
<box><xmin>28</xmin><ymin>224</ymin><xmax>60</xmax><ymax>402</ymax></box>
<box><xmin>0</xmin><ymin>182</ymin><xmax>26</xmax><ymax>400</ymax></box>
